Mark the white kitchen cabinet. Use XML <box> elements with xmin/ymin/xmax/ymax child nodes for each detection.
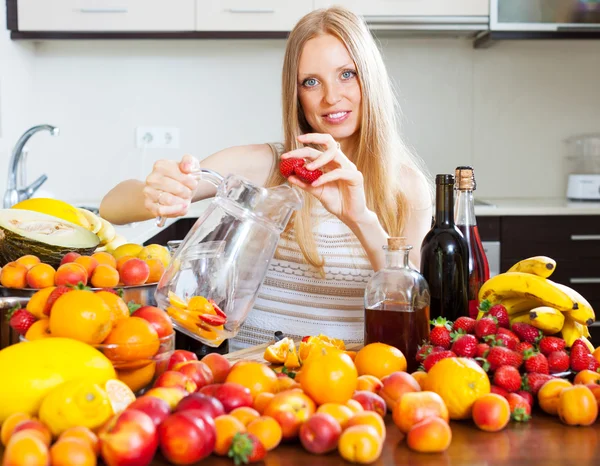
<box><xmin>313</xmin><ymin>0</ymin><xmax>489</xmax><ymax>18</ymax></box>
<box><xmin>17</xmin><ymin>0</ymin><xmax>196</xmax><ymax>32</ymax></box>
<box><xmin>196</xmin><ymin>0</ymin><xmax>313</xmax><ymax>31</ymax></box>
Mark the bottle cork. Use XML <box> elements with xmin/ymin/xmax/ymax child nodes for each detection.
<box><xmin>387</xmin><ymin>237</ymin><xmax>407</xmax><ymax>250</ymax></box>
<box><xmin>455</xmin><ymin>166</ymin><xmax>476</xmax><ymax>191</ymax></box>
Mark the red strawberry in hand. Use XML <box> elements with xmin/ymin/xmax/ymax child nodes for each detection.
<box><xmin>279</xmin><ymin>158</ymin><xmax>323</xmax><ymax>184</ymax></box>
<box><xmin>429</xmin><ymin>317</ymin><xmax>452</xmax><ymax>349</ymax></box>
<box><xmin>7</xmin><ymin>308</ymin><xmax>37</xmax><ymax>336</ymax></box>
<box><xmin>228</xmin><ymin>432</ymin><xmax>266</xmax><ymax>465</ymax></box>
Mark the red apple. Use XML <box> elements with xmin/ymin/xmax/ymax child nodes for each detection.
<box><xmin>153</xmin><ymin>370</ymin><xmax>197</xmax><ymax>393</ymax></box>
<box><xmin>175</xmin><ymin>393</ymin><xmax>225</xmax><ymax>419</ymax></box>
<box><xmin>60</xmin><ymin>252</ymin><xmax>81</xmax><ymax>266</ymax></box>
<box><xmin>198</xmin><ymin>383</ymin><xmax>253</xmax><ymax>413</ymax></box>
<box><xmin>173</xmin><ymin>360</ymin><xmax>214</xmax><ymax>390</ymax></box>
<box><xmin>264</xmin><ymin>390</ymin><xmax>317</xmax><ymax>440</ymax></box>
<box><xmin>131</xmin><ymin>306</ymin><xmax>174</xmax><ymax>338</ymax></box>
<box><xmin>352</xmin><ymin>391</ymin><xmax>387</xmax><ymax>417</ymax></box>
<box><xmin>127</xmin><ymin>396</ymin><xmax>171</xmax><ymax>427</ymax></box>
<box><xmin>99</xmin><ymin>409</ymin><xmax>158</xmax><ymax>466</ymax></box>
<box><xmin>299</xmin><ymin>413</ymin><xmax>342</xmax><ymax>454</ymax></box>
<box><xmin>167</xmin><ymin>350</ymin><xmax>198</xmax><ymax>371</ymax></box>
<box><xmin>158</xmin><ymin>411</ymin><xmax>216</xmax><ymax>464</ymax></box>
<box><xmin>201</xmin><ymin>353</ymin><xmax>232</xmax><ymax>383</ymax></box>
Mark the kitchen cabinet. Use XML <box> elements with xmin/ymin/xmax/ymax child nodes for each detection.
<box><xmin>16</xmin><ymin>0</ymin><xmax>196</xmax><ymax>32</ymax></box>
<box><xmin>196</xmin><ymin>0</ymin><xmax>313</xmax><ymax>32</ymax></box>
<box><xmin>313</xmin><ymin>0</ymin><xmax>489</xmax><ymax>18</ymax></box>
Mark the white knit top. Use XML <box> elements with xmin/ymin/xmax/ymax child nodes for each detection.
<box><xmin>229</xmin><ymin>144</ymin><xmax>374</xmax><ymax>351</ymax></box>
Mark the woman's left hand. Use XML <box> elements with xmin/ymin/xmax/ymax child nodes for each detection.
<box><xmin>282</xmin><ymin>133</ymin><xmax>370</xmax><ymax>226</ymax></box>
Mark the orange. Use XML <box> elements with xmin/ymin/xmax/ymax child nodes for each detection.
<box><xmin>300</xmin><ymin>346</ymin><xmax>358</xmax><ymax>405</ymax></box>
<box><xmin>15</xmin><ymin>255</ymin><xmax>41</xmax><ymax>270</ymax></box>
<box><xmin>317</xmin><ymin>403</ymin><xmax>354</xmax><ymax>429</ymax></box>
<box><xmin>91</xmin><ymin>265</ymin><xmax>120</xmax><ymax>288</ymax></box>
<box><xmin>59</xmin><ymin>427</ymin><xmax>100</xmax><ymax>455</ymax></box>
<box><xmin>50</xmin><ymin>437</ymin><xmax>96</xmax><ymax>466</ymax></box>
<box><xmin>253</xmin><ymin>392</ymin><xmax>275</xmax><ymax>415</ymax></box>
<box><xmin>264</xmin><ymin>338</ymin><xmax>291</xmax><ymax>364</ymax></box>
<box><xmin>102</xmin><ymin>317</ymin><xmax>160</xmax><ymax>363</ymax></box>
<box><xmin>284</xmin><ymin>344</ymin><xmax>301</xmax><ymax>369</ymax></box>
<box><xmin>145</xmin><ymin>258</ymin><xmax>165</xmax><ymax>284</ymax></box>
<box><xmin>49</xmin><ymin>290</ymin><xmax>112</xmax><ymax>344</ymax></box>
<box><xmin>214</xmin><ymin>415</ymin><xmax>246</xmax><ymax>456</ymax></box>
<box><xmin>167</xmin><ymin>291</ymin><xmax>187</xmax><ymax>309</ymax></box>
<box><xmin>2</xmin><ymin>431</ymin><xmax>49</xmax><ymax>465</ymax></box>
<box><xmin>188</xmin><ymin>296</ymin><xmax>214</xmax><ymax>314</ymax></box>
<box><xmin>112</xmin><ymin>243</ymin><xmax>144</xmax><ymax>261</ymax></box>
<box><xmin>423</xmin><ymin>357</ymin><xmax>490</xmax><ymax>420</ymax></box>
<box><xmin>275</xmin><ymin>376</ymin><xmax>300</xmax><ymax>393</ymax></box>
<box><xmin>230</xmin><ymin>407</ymin><xmax>260</xmax><ymax>427</ymax></box>
<box><xmin>24</xmin><ymin>319</ymin><xmax>52</xmax><ymax>340</ymax></box>
<box><xmin>26</xmin><ymin>286</ymin><xmax>56</xmax><ymax>319</ymax></box>
<box><xmin>1</xmin><ymin>412</ymin><xmax>31</xmax><ymax>446</ymax></box>
<box><xmin>354</xmin><ymin>343</ymin><xmax>407</xmax><ymax>379</ymax></box>
<box><xmin>117</xmin><ymin>361</ymin><xmax>156</xmax><ymax>393</ymax></box>
<box><xmin>298</xmin><ymin>334</ymin><xmax>344</xmax><ymax>363</ymax></box>
<box><xmin>247</xmin><ymin>416</ymin><xmax>282</xmax><ymax>451</ymax></box>
<box><xmin>96</xmin><ymin>290</ymin><xmax>130</xmax><ymax>322</ymax></box>
<box><xmin>105</xmin><ymin>379</ymin><xmax>136</xmax><ymax>415</ymax></box>
<box><xmin>225</xmin><ymin>362</ymin><xmax>278</xmax><ymax>399</ymax></box>
<box><xmin>92</xmin><ymin>252</ymin><xmax>117</xmax><ymax>269</ymax></box>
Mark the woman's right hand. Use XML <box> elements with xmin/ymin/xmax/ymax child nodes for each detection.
<box><xmin>143</xmin><ymin>154</ymin><xmax>200</xmax><ymax>218</ymax></box>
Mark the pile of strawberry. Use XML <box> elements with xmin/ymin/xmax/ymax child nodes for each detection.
<box><xmin>417</xmin><ymin>303</ymin><xmax>599</xmax><ymax>422</ymax></box>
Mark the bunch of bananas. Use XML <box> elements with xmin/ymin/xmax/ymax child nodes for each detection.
<box><xmin>478</xmin><ymin>256</ymin><xmax>595</xmax><ymax>348</ymax></box>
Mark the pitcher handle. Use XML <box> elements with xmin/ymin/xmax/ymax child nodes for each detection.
<box><xmin>155</xmin><ymin>168</ymin><xmax>224</xmax><ymax>227</ymax></box>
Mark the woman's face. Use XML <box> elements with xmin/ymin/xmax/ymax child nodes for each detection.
<box><xmin>297</xmin><ymin>34</ymin><xmax>362</xmax><ymax>148</ymax></box>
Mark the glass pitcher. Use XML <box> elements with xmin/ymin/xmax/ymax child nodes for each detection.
<box><xmin>155</xmin><ymin>169</ymin><xmax>302</xmax><ymax>347</ymax></box>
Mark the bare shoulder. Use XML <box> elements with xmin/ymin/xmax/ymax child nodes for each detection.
<box><xmin>399</xmin><ymin>164</ymin><xmax>433</xmax><ymax>211</ymax></box>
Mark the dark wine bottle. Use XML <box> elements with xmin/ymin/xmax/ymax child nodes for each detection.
<box><xmin>420</xmin><ymin>174</ymin><xmax>469</xmax><ymax>321</ymax></box>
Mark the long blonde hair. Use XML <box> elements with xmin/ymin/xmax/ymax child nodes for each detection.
<box><xmin>266</xmin><ymin>6</ymin><xmax>431</xmax><ymax>270</ymax></box>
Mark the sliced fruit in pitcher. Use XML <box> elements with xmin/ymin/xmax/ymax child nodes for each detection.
<box><xmin>168</xmin><ymin>291</ymin><xmax>187</xmax><ymax>309</ymax></box>
<box><xmin>199</xmin><ymin>313</ymin><xmax>226</xmax><ymax>327</ymax></box>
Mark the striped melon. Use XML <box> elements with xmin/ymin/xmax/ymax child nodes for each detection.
<box><xmin>0</xmin><ymin>209</ymin><xmax>100</xmax><ymax>268</ymax></box>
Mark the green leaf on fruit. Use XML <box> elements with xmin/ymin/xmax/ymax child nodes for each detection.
<box><xmin>127</xmin><ymin>301</ymin><xmax>142</xmax><ymax>315</ymax></box>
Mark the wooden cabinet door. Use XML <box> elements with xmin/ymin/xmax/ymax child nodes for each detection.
<box><xmin>196</xmin><ymin>0</ymin><xmax>313</xmax><ymax>31</ymax></box>
<box><xmin>17</xmin><ymin>0</ymin><xmax>195</xmax><ymax>31</ymax></box>
<box><xmin>313</xmin><ymin>0</ymin><xmax>489</xmax><ymax>17</ymax></box>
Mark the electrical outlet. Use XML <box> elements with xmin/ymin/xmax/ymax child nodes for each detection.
<box><xmin>135</xmin><ymin>127</ymin><xmax>180</xmax><ymax>149</ymax></box>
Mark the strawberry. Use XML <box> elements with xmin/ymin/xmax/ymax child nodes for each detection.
<box><xmin>228</xmin><ymin>432</ymin><xmax>266</xmax><ymax>465</ymax></box>
<box><xmin>451</xmin><ymin>334</ymin><xmax>478</xmax><ymax>358</ymax></box>
<box><xmin>490</xmin><ymin>385</ymin><xmax>509</xmax><ymax>399</ymax></box>
<box><xmin>523</xmin><ymin>350</ymin><xmax>549</xmax><ymax>375</ymax></box>
<box><xmin>476</xmin><ymin>343</ymin><xmax>490</xmax><ymax>358</ymax></box>
<box><xmin>295</xmin><ymin>164</ymin><xmax>323</xmax><ymax>183</ymax></box>
<box><xmin>453</xmin><ymin>316</ymin><xmax>476</xmax><ymax>334</ymax></box>
<box><xmin>511</xmin><ymin>322</ymin><xmax>542</xmax><ymax>344</ymax></box>
<box><xmin>416</xmin><ymin>344</ymin><xmax>434</xmax><ymax>363</ymax></box>
<box><xmin>516</xmin><ymin>390</ymin><xmax>534</xmax><ymax>408</ymax></box>
<box><xmin>475</xmin><ymin>317</ymin><xmax>498</xmax><ymax>340</ymax></box>
<box><xmin>489</xmin><ymin>333</ymin><xmax>517</xmax><ymax>350</ymax></box>
<box><xmin>485</xmin><ymin>346</ymin><xmax>522</xmax><ymax>372</ymax></box>
<box><xmin>539</xmin><ymin>336</ymin><xmax>566</xmax><ymax>356</ymax></box>
<box><xmin>521</xmin><ymin>373</ymin><xmax>552</xmax><ymax>396</ymax></box>
<box><xmin>497</xmin><ymin>328</ymin><xmax>520</xmax><ymax>349</ymax></box>
<box><xmin>423</xmin><ymin>350</ymin><xmax>456</xmax><ymax>372</ymax></box>
<box><xmin>589</xmin><ymin>357</ymin><xmax>600</xmax><ymax>372</ymax></box>
<box><xmin>7</xmin><ymin>307</ymin><xmax>37</xmax><ymax>336</ymax></box>
<box><xmin>301</xmin><ymin>336</ymin><xmax>311</xmax><ymax>343</ymax></box>
<box><xmin>429</xmin><ymin>317</ymin><xmax>452</xmax><ymax>349</ymax></box>
<box><xmin>208</xmin><ymin>299</ymin><xmax>227</xmax><ymax>319</ymax></box>
<box><xmin>43</xmin><ymin>285</ymin><xmax>73</xmax><ymax>316</ymax></box>
<box><xmin>493</xmin><ymin>365</ymin><xmax>522</xmax><ymax>393</ymax></box>
<box><xmin>572</xmin><ymin>338</ymin><xmax>590</xmax><ymax>352</ymax></box>
<box><xmin>479</xmin><ymin>300</ymin><xmax>509</xmax><ymax>328</ymax></box>
<box><xmin>515</xmin><ymin>342</ymin><xmax>534</xmax><ymax>355</ymax></box>
<box><xmin>506</xmin><ymin>393</ymin><xmax>531</xmax><ymax>422</ymax></box>
<box><xmin>571</xmin><ymin>344</ymin><xmax>592</xmax><ymax>372</ymax></box>
<box><xmin>547</xmin><ymin>350</ymin><xmax>570</xmax><ymax>374</ymax></box>
<box><xmin>279</xmin><ymin>158</ymin><xmax>323</xmax><ymax>184</ymax></box>
<box><xmin>198</xmin><ymin>313</ymin><xmax>226</xmax><ymax>327</ymax></box>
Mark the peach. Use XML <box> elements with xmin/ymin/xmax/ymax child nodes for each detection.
<box><xmin>379</xmin><ymin>371</ymin><xmax>421</xmax><ymax>411</ymax></box>
<box><xmin>392</xmin><ymin>391</ymin><xmax>449</xmax><ymax>434</ymax></box>
<box><xmin>213</xmin><ymin>415</ymin><xmax>246</xmax><ymax>456</ymax></box>
<box><xmin>99</xmin><ymin>410</ymin><xmax>158</xmax><ymax>466</ymax></box>
<box><xmin>574</xmin><ymin>369</ymin><xmax>600</xmax><ymax>386</ymax></box>
<box><xmin>356</xmin><ymin>375</ymin><xmax>383</xmax><ymax>393</ymax></box>
<box><xmin>558</xmin><ymin>385</ymin><xmax>598</xmax><ymax>426</ymax></box>
<box><xmin>230</xmin><ymin>407</ymin><xmax>261</xmax><ymax>427</ymax></box>
<box><xmin>338</xmin><ymin>425</ymin><xmax>382</xmax><ymax>463</ymax></box>
<box><xmin>173</xmin><ymin>360</ymin><xmax>214</xmax><ymax>391</ymax></box>
<box><xmin>586</xmin><ymin>383</ymin><xmax>600</xmax><ymax>406</ymax></box>
<box><xmin>92</xmin><ymin>251</ymin><xmax>118</xmax><ymax>269</ymax></box>
<box><xmin>54</xmin><ymin>262</ymin><xmax>88</xmax><ymax>287</ymax></box>
<box><xmin>176</xmin><ymin>393</ymin><xmax>225</xmax><ymax>420</ymax></box>
<box><xmin>168</xmin><ymin>350</ymin><xmax>198</xmax><ymax>371</ymax></box>
<box><xmin>60</xmin><ymin>252</ymin><xmax>81</xmax><ymax>265</ymax></box>
<box><xmin>3</xmin><ymin>430</ymin><xmax>49</xmax><ymax>465</ymax></box>
<box><xmin>90</xmin><ymin>264</ymin><xmax>120</xmax><ymax>288</ymax></box>
<box><xmin>16</xmin><ymin>255</ymin><xmax>41</xmax><ymax>270</ymax></box>
<box><xmin>316</xmin><ymin>403</ymin><xmax>354</xmax><ymax>429</ymax></box>
<box><xmin>12</xmin><ymin>419</ymin><xmax>52</xmax><ymax>446</ymax></box>
<box><xmin>198</xmin><ymin>383</ymin><xmax>253</xmax><ymax>413</ymax></box>
<box><xmin>127</xmin><ymin>396</ymin><xmax>172</xmax><ymax>427</ymax></box>
<box><xmin>299</xmin><ymin>413</ymin><xmax>342</xmax><ymax>455</ymax></box>
<box><xmin>146</xmin><ymin>258</ymin><xmax>165</xmax><ymax>284</ymax></box>
<box><xmin>1</xmin><ymin>412</ymin><xmax>31</xmax><ymax>446</ymax></box>
<box><xmin>59</xmin><ymin>426</ymin><xmax>100</xmax><ymax>456</ymax></box>
<box><xmin>50</xmin><ymin>437</ymin><xmax>97</xmax><ymax>466</ymax></box>
<box><xmin>74</xmin><ymin>256</ymin><xmax>98</xmax><ymax>278</ymax></box>
<box><xmin>351</xmin><ymin>391</ymin><xmax>387</xmax><ymax>418</ymax></box>
<box><xmin>253</xmin><ymin>392</ymin><xmax>275</xmax><ymax>415</ymax></box>
<box><xmin>247</xmin><ymin>416</ymin><xmax>282</xmax><ymax>451</ymax></box>
<box><xmin>264</xmin><ymin>390</ymin><xmax>317</xmax><ymax>440</ymax></box>
<box><xmin>158</xmin><ymin>411</ymin><xmax>216</xmax><ymax>464</ymax></box>
<box><xmin>154</xmin><ymin>370</ymin><xmax>197</xmax><ymax>393</ymax></box>
<box><xmin>26</xmin><ymin>263</ymin><xmax>56</xmax><ymax>289</ymax></box>
<box><xmin>116</xmin><ymin>255</ymin><xmax>135</xmax><ymax>273</ymax></box>
<box><xmin>471</xmin><ymin>394</ymin><xmax>511</xmax><ymax>432</ymax></box>
<box><xmin>346</xmin><ymin>411</ymin><xmax>386</xmax><ymax>440</ymax></box>
<box><xmin>144</xmin><ymin>387</ymin><xmax>189</xmax><ymax>410</ymax></box>
<box><xmin>346</xmin><ymin>399</ymin><xmax>364</xmax><ymax>414</ymax></box>
<box><xmin>406</xmin><ymin>417</ymin><xmax>452</xmax><ymax>453</ymax></box>
<box><xmin>411</xmin><ymin>371</ymin><xmax>428</xmax><ymax>390</ymax></box>
<box><xmin>132</xmin><ymin>305</ymin><xmax>174</xmax><ymax>339</ymax></box>
<box><xmin>201</xmin><ymin>353</ymin><xmax>232</xmax><ymax>383</ymax></box>
<box><xmin>0</xmin><ymin>261</ymin><xmax>28</xmax><ymax>289</ymax></box>
<box><xmin>538</xmin><ymin>378</ymin><xmax>572</xmax><ymax>416</ymax></box>
<box><xmin>120</xmin><ymin>258</ymin><xmax>150</xmax><ymax>286</ymax></box>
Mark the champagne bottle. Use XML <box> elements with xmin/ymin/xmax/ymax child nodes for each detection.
<box><xmin>455</xmin><ymin>166</ymin><xmax>490</xmax><ymax>319</ymax></box>
<box><xmin>420</xmin><ymin>174</ymin><xmax>469</xmax><ymax>321</ymax></box>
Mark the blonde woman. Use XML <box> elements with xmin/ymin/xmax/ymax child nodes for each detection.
<box><xmin>100</xmin><ymin>7</ymin><xmax>432</xmax><ymax>350</ymax></box>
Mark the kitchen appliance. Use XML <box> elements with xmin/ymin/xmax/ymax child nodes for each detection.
<box><xmin>155</xmin><ymin>169</ymin><xmax>302</xmax><ymax>347</ymax></box>
<box><xmin>565</xmin><ymin>134</ymin><xmax>600</xmax><ymax>201</ymax></box>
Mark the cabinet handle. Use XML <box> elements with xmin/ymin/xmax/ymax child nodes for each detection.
<box><xmin>364</xmin><ymin>15</ymin><xmax>487</xmax><ymax>25</ymax></box>
<box><xmin>571</xmin><ymin>234</ymin><xmax>600</xmax><ymax>241</ymax></box>
<box><xmin>227</xmin><ymin>8</ymin><xmax>275</xmax><ymax>14</ymax></box>
<box><xmin>79</xmin><ymin>8</ymin><xmax>128</xmax><ymax>14</ymax></box>
<box><xmin>570</xmin><ymin>278</ymin><xmax>600</xmax><ymax>284</ymax></box>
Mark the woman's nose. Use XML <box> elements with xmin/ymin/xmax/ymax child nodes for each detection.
<box><xmin>323</xmin><ymin>82</ymin><xmax>342</xmax><ymax>106</ymax></box>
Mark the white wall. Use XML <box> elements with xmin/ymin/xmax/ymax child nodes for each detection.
<box><xmin>5</xmin><ymin>33</ymin><xmax>600</xmax><ymax>204</ymax></box>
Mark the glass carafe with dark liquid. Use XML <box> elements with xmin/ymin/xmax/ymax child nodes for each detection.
<box><xmin>364</xmin><ymin>237</ymin><xmax>430</xmax><ymax>373</ymax></box>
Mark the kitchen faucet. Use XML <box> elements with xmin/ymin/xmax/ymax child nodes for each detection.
<box><xmin>3</xmin><ymin>124</ymin><xmax>60</xmax><ymax>209</ymax></box>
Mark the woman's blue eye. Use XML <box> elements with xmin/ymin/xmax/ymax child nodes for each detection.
<box><xmin>341</xmin><ymin>70</ymin><xmax>356</xmax><ymax>79</ymax></box>
<box><xmin>303</xmin><ymin>78</ymin><xmax>318</xmax><ymax>87</ymax></box>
